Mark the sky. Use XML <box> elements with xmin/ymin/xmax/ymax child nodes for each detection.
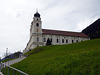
<box><xmin>0</xmin><ymin>0</ymin><xmax>100</xmax><ymax>58</ymax></box>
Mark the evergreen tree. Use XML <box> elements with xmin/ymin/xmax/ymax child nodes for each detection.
<box><xmin>46</xmin><ymin>38</ymin><xmax>52</xmax><ymax>45</ymax></box>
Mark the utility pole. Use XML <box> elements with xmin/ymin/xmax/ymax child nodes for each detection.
<box><xmin>6</xmin><ymin>48</ymin><xmax>8</xmax><ymax>57</ymax></box>
<box><xmin>6</xmin><ymin>48</ymin><xmax>9</xmax><ymax>65</ymax></box>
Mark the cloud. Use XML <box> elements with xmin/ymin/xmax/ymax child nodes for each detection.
<box><xmin>76</xmin><ymin>17</ymin><xmax>99</xmax><ymax>31</ymax></box>
<box><xmin>0</xmin><ymin>0</ymin><xmax>100</xmax><ymax>57</ymax></box>
<box><xmin>41</xmin><ymin>0</ymin><xmax>100</xmax><ymax>31</ymax></box>
<box><xmin>6</xmin><ymin>8</ymin><xmax>24</xmax><ymax>17</ymax></box>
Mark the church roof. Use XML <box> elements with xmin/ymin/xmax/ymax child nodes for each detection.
<box><xmin>42</xmin><ymin>29</ymin><xmax>89</xmax><ymax>37</ymax></box>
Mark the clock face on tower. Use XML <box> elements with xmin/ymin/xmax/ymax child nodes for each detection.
<box><xmin>36</xmin><ymin>23</ymin><xmax>39</xmax><ymax>27</ymax></box>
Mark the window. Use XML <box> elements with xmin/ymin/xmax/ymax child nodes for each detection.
<box><xmin>36</xmin><ymin>23</ymin><xmax>39</xmax><ymax>27</ymax></box>
<box><xmin>44</xmin><ymin>38</ymin><xmax>46</xmax><ymax>42</ymax></box>
<box><xmin>57</xmin><ymin>39</ymin><xmax>59</xmax><ymax>43</ymax></box>
<box><xmin>66</xmin><ymin>39</ymin><xmax>68</xmax><ymax>43</ymax></box>
<box><xmin>37</xmin><ymin>19</ymin><xmax>38</xmax><ymax>21</ymax></box>
<box><xmin>37</xmin><ymin>37</ymin><xmax>39</xmax><ymax>42</ymax></box>
<box><xmin>72</xmin><ymin>40</ymin><xmax>74</xmax><ymax>43</ymax></box>
<box><xmin>51</xmin><ymin>38</ymin><xmax>52</xmax><ymax>42</ymax></box>
<box><xmin>62</xmin><ymin>39</ymin><xmax>64</xmax><ymax>43</ymax></box>
<box><xmin>76</xmin><ymin>40</ymin><xmax>78</xmax><ymax>42</ymax></box>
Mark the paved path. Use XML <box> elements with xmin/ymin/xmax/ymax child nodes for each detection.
<box><xmin>3</xmin><ymin>57</ymin><xmax>26</xmax><ymax>66</ymax></box>
<box><xmin>0</xmin><ymin>72</ymin><xmax>3</xmax><ymax>75</ymax></box>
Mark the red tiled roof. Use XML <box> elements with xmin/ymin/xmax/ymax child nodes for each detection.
<box><xmin>42</xmin><ymin>29</ymin><xmax>89</xmax><ymax>37</ymax></box>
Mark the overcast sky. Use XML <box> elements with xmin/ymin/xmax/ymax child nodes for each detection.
<box><xmin>0</xmin><ymin>0</ymin><xmax>100</xmax><ymax>58</ymax></box>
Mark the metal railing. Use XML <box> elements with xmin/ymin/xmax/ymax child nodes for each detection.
<box><xmin>0</xmin><ymin>62</ymin><xmax>28</xmax><ymax>75</ymax></box>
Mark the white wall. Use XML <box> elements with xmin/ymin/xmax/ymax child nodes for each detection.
<box><xmin>42</xmin><ymin>34</ymin><xmax>89</xmax><ymax>46</ymax></box>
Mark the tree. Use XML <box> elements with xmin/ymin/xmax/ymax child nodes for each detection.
<box><xmin>14</xmin><ymin>51</ymin><xmax>22</xmax><ymax>58</ymax></box>
<box><xmin>46</xmin><ymin>38</ymin><xmax>52</xmax><ymax>45</ymax></box>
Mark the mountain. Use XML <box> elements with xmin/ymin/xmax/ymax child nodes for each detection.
<box><xmin>82</xmin><ymin>18</ymin><xmax>100</xmax><ymax>39</ymax></box>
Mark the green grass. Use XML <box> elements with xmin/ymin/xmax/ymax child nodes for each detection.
<box><xmin>11</xmin><ymin>39</ymin><xmax>100</xmax><ymax>75</ymax></box>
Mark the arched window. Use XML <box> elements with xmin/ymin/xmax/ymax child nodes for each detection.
<box><xmin>36</xmin><ymin>23</ymin><xmax>39</xmax><ymax>27</ymax></box>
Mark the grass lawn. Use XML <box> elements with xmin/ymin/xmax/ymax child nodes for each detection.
<box><xmin>10</xmin><ymin>38</ymin><xmax>100</xmax><ymax>75</ymax></box>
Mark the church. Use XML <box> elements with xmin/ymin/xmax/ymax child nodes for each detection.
<box><xmin>23</xmin><ymin>11</ymin><xmax>90</xmax><ymax>53</ymax></box>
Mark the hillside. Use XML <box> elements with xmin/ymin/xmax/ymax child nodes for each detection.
<box><xmin>11</xmin><ymin>39</ymin><xmax>100</xmax><ymax>75</ymax></box>
<box><xmin>82</xmin><ymin>18</ymin><xmax>100</xmax><ymax>39</ymax></box>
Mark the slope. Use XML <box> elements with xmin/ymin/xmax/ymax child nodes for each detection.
<box><xmin>12</xmin><ymin>39</ymin><xmax>100</xmax><ymax>75</ymax></box>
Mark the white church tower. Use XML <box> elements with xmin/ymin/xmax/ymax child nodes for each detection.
<box><xmin>28</xmin><ymin>11</ymin><xmax>43</xmax><ymax>50</ymax></box>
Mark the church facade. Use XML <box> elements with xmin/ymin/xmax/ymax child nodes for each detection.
<box><xmin>23</xmin><ymin>11</ymin><xmax>90</xmax><ymax>53</ymax></box>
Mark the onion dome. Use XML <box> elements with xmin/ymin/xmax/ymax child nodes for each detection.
<box><xmin>34</xmin><ymin>11</ymin><xmax>40</xmax><ymax>17</ymax></box>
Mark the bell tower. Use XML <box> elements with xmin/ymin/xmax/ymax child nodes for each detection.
<box><xmin>30</xmin><ymin>11</ymin><xmax>43</xmax><ymax>48</ymax></box>
<box><xmin>31</xmin><ymin>11</ymin><xmax>42</xmax><ymax>34</ymax></box>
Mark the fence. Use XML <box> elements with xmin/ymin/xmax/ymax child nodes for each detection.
<box><xmin>0</xmin><ymin>62</ymin><xmax>28</xmax><ymax>75</ymax></box>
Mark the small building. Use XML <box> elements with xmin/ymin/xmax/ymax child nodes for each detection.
<box><xmin>23</xmin><ymin>11</ymin><xmax>89</xmax><ymax>53</ymax></box>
